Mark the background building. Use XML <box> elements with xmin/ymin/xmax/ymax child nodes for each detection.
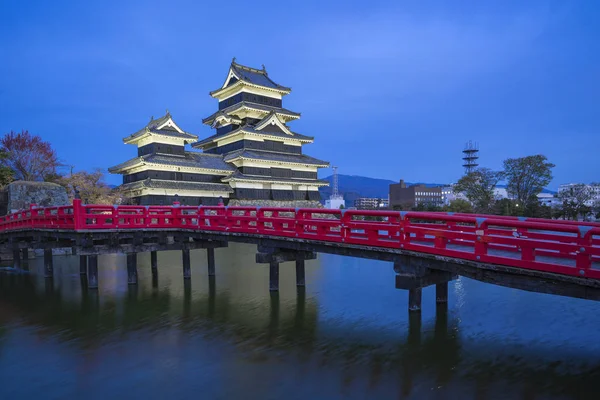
<box><xmin>389</xmin><ymin>179</ymin><xmax>443</xmax><ymax>209</ymax></box>
<box><xmin>558</xmin><ymin>183</ymin><xmax>600</xmax><ymax>206</ymax></box>
<box><xmin>354</xmin><ymin>197</ymin><xmax>388</xmax><ymax>210</ymax></box>
<box><xmin>325</xmin><ymin>167</ymin><xmax>345</xmax><ymax>209</ymax></box>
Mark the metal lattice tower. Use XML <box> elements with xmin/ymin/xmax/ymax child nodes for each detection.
<box><xmin>462</xmin><ymin>141</ymin><xmax>479</xmax><ymax>174</ymax></box>
<box><xmin>332</xmin><ymin>166</ymin><xmax>339</xmax><ymax>198</ymax></box>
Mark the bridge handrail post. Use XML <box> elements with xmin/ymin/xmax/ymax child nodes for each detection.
<box><xmin>576</xmin><ymin>225</ymin><xmax>593</xmax><ymax>275</ymax></box>
<box><xmin>73</xmin><ymin>198</ymin><xmax>82</xmax><ymax>230</ymax></box>
<box><xmin>340</xmin><ymin>209</ymin><xmax>349</xmax><ymax>242</ymax></box>
<box><xmin>399</xmin><ymin>212</ymin><xmax>409</xmax><ymax>247</ymax></box>
<box><xmin>474</xmin><ymin>217</ymin><xmax>489</xmax><ymax>258</ymax></box>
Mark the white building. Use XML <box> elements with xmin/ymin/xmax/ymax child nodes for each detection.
<box><xmin>536</xmin><ymin>192</ymin><xmax>559</xmax><ymax>207</ymax></box>
<box><xmin>325</xmin><ymin>196</ymin><xmax>345</xmax><ymax>209</ymax></box>
<box><xmin>558</xmin><ymin>183</ymin><xmax>600</xmax><ymax>207</ymax></box>
<box><xmin>441</xmin><ymin>185</ymin><xmax>468</xmax><ymax>206</ymax></box>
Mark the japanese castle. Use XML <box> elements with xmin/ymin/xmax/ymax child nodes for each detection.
<box><xmin>109</xmin><ymin>59</ymin><xmax>329</xmax><ymax>206</ymax></box>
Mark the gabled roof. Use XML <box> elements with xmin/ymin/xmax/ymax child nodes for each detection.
<box><xmin>221</xmin><ymin>171</ymin><xmax>328</xmax><ymax>186</ymax></box>
<box><xmin>108</xmin><ymin>152</ymin><xmax>236</xmax><ymax>174</ymax></box>
<box><xmin>192</xmin><ymin>125</ymin><xmax>314</xmax><ymax>148</ymax></box>
<box><xmin>202</xmin><ymin>101</ymin><xmax>300</xmax><ymax>125</ymax></box>
<box><xmin>121</xmin><ymin>179</ymin><xmax>233</xmax><ymax>193</ymax></box>
<box><xmin>223</xmin><ymin>149</ymin><xmax>329</xmax><ymax>167</ymax></box>
<box><xmin>254</xmin><ymin>111</ymin><xmax>293</xmax><ymax>135</ymax></box>
<box><xmin>210</xmin><ymin>59</ymin><xmax>291</xmax><ymax>96</ymax></box>
<box><xmin>124</xmin><ymin>111</ymin><xmax>198</xmax><ymax>144</ymax></box>
<box><xmin>209</xmin><ymin>111</ymin><xmax>243</xmax><ymax>129</ymax></box>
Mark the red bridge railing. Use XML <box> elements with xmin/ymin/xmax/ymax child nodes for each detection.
<box><xmin>0</xmin><ymin>199</ymin><xmax>599</xmax><ymax>280</ymax></box>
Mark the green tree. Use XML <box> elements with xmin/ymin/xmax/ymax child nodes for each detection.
<box><xmin>493</xmin><ymin>198</ymin><xmax>518</xmax><ymax>216</ymax></box>
<box><xmin>445</xmin><ymin>199</ymin><xmax>473</xmax><ymax>213</ymax></box>
<box><xmin>453</xmin><ymin>168</ymin><xmax>504</xmax><ymax>213</ymax></box>
<box><xmin>0</xmin><ymin>150</ymin><xmax>14</xmax><ymax>187</ymax></box>
<box><xmin>503</xmin><ymin>155</ymin><xmax>554</xmax><ymax>213</ymax></box>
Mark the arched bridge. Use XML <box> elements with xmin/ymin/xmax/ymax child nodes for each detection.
<box><xmin>1</xmin><ymin>199</ymin><xmax>599</xmax><ymax>310</ymax></box>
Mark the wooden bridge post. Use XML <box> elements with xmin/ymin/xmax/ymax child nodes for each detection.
<box><xmin>21</xmin><ymin>248</ymin><xmax>28</xmax><ymax>265</ymax></box>
<box><xmin>436</xmin><ymin>282</ymin><xmax>448</xmax><ymax>304</ymax></box>
<box><xmin>79</xmin><ymin>255</ymin><xmax>87</xmax><ymax>275</ymax></box>
<box><xmin>43</xmin><ymin>248</ymin><xmax>53</xmax><ymax>278</ymax></box>
<box><xmin>150</xmin><ymin>251</ymin><xmax>158</xmax><ymax>274</ymax></box>
<box><xmin>126</xmin><ymin>253</ymin><xmax>138</xmax><ymax>285</ymax></box>
<box><xmin>295</xmin><ymin>259</ymin><xmax>305</xmax><ymax>286</ymax></box>
<box><xmin>12</xmin><ymin>248</ymin><xmax>21</xmax><ymax>269</ymax></box>
<box><xmin>88</xmin><ymin>255</ymin><xmax>98</xmax><ymax>289</ymax></box>
<box><xmin>269</xmin><ymin>261</ymin><xmax>279</xmax><ymax>291</ymax></box>
<box><xmin>182</xmin><ymin>249</ymin><xmax>191</xmax><ymax>279</ymax></box>
<box><xmin>207</xmin><ymin>247</ymin><xmax>215</xmax><ymax>276</ymax></box>
<box><xmin>408</xmin><ymin>288</ymin><xmax>422</xmax><ymax>312</ymax></box>
<box><xmin>256</xmin><ymin>247</ymin><xmax>316</xmax><ymax>292</ymax></box>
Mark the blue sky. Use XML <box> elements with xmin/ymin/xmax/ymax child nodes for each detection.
<box><xmin>1</xmin><ymin>0</ymin><xmax>598</xmax><ymax>189</ymax></box>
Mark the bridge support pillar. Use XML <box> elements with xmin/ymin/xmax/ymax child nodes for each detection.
<box><xmin>12</xmin><ymin>249</ymin><xmax>21</xmax><ymax>269</ymax></box>
<box><xmin>127</xmin><ymin>253</ymin><xmax>138</xmax><ymax>285</ymax></box>
<box><xmin>44</xmin><ymin>248</ymin><xmax>53</xmax><ymax>278</ymax></box>
<box><xmin>21</xmin><ymin>248</ymin><xmax>28</xmax><ymax>264</ymax></box>
<box><xmin>207</xmin><ymin>247</ymin><xmax>215</xmax><ymax>276</ymax></box>
<box><xmin>296</xmin><ymin>259</ymin><xmax>305</xmax><ymax>286</ymax></box>
<box><xmin>150</xmin><ymin>251</ymin><xmax>158</xmax><ymax>274</ymax></box>
<box><xmin>394</xmin><ymin>256</ymin><xmax>457</xmax><ymax>313</ymax></box>
<box><xmin>182</xmin><ymin>249</ymin><xmax>191</xmax><ymax>279</ymax></box>
<box><xmin>256</xmin><ymin>247</ymin><xmax>316</xmax><ymax>292</ymax></box>
<box><xmin>80</xmin><ymin>255</ymin><xmax>87</xmax><ymax>275</ymax></box>
<box><xmin>269</xmin><ymin>261</ymin><xmax>279</xmax><ymax>291</ymax></box>
<box><xmin>88</xmin><ymin>255</ymin><xmax>98</xmax><ymax>289</ymax></box>
<box><xmin>408</xmin><ymin>288</ymin><xmax>422</xmax><ymax>312</ymax></box>
<box><xmin>436</xmin><ymin>282</ymin><xmax>448</xmax><ymax>303</ymax></box>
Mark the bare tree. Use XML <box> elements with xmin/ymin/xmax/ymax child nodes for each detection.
<box><xmin>0</xmin><ymin>130</ymin><xmax>59</xmax><ymax>181</ymax></box>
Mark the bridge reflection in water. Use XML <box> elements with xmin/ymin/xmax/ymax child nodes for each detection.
<box><xmin>1</xmin><ymin>243</ymin><xmax>599</xmax><ymax>399</ymax></box>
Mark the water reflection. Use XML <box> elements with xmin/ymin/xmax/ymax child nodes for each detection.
<box><xmin>0</xmin><ymin>244</ymin><xmax>599</xmax><ymax>399</ymax></box>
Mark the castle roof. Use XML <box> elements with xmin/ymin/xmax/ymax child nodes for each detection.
<box><xmin>109</xmin><ymin>152</ymin><xmax>235</xmax><ymax>174</ymax></box>
<box><xmin>192</xmin><ymin>125</ymin><xmax>313</xmax><ymax>148</ymax></box>
<box><xmin>124</xmin><ymin>111</ymin><xmax>198</xmax><ymax>144</ymax></box>
<box><xmin>202</xmin><ymin>102</ymin><xmax>300</xmax><ymax>125</ymax></box>
<box><xmin>210</xmin><ymin>59</ymin><xmax>291</xmax><ymax>96</ymax></box>
<box><xmin>223</xmin><ymin>149</ymin><xmax>329</xmax><ymax>167</ymax></box>
<box><xmin>121</xmin><ymin>179</ymin><xmax>233</xmax><ymax>193</ymax></box>
<box><xmin>221</xmin><ymin>171</ymin><xmax>328</xmax><ymax>186</ymax></box>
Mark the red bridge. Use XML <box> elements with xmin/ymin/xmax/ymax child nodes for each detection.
<box><xmin>1</xmin><ymin>199</ymin><xmax>599</xmax><ymax>311</ymax></box>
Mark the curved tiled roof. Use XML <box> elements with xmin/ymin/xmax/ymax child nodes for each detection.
<box><xmin>229</xmin><ymin>61</ymin><xmax>291</xmax><ymax>91</ymax></box>
<box><xmin>222</xmin><ymin>171</ymin><xmax>328</xmax><ymax>186</ymax></box>
<box><xmin>109</xmin><ymin>152</ymin><xmax>235</xmax><ymax>173</ymax></box>
<box><xmin>192</xmin><ymin>125</ymin><xmax>314</xmax><ymax>148</ymax></box>
<box><xmin>124</xmin><ymin>112</ymin><xmax>198</xmax><ymax>143</ymax></box>
<box><xmin>202</xmin><ymin>102</ymin><xmax>300</xmax><ymax>125</ymax></box>
<box><xmin>121</xmin><ymin>179</ymin><xmax>233</xmax><ymax>193</ymax></box>
<box><xmin>223</xmin><ymin>149</ymin><xmax>329</xmax><ymax>166</ymax></box>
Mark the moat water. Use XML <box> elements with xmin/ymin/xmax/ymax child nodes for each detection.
<box><xmin>1</xmin><ymin>242</ymin><xmax>599</xmax><ymax>399</ymax></box>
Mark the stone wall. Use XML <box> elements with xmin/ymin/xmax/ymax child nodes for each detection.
<box><xmin>3</xmin><ymin>181</ymin><xmax>69</xmax><ymax>214</ymax></box>
<box><xmin>227</xmin><ymin>199</ymin><xmax>323</xmax><ymax>209</ymax></box>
